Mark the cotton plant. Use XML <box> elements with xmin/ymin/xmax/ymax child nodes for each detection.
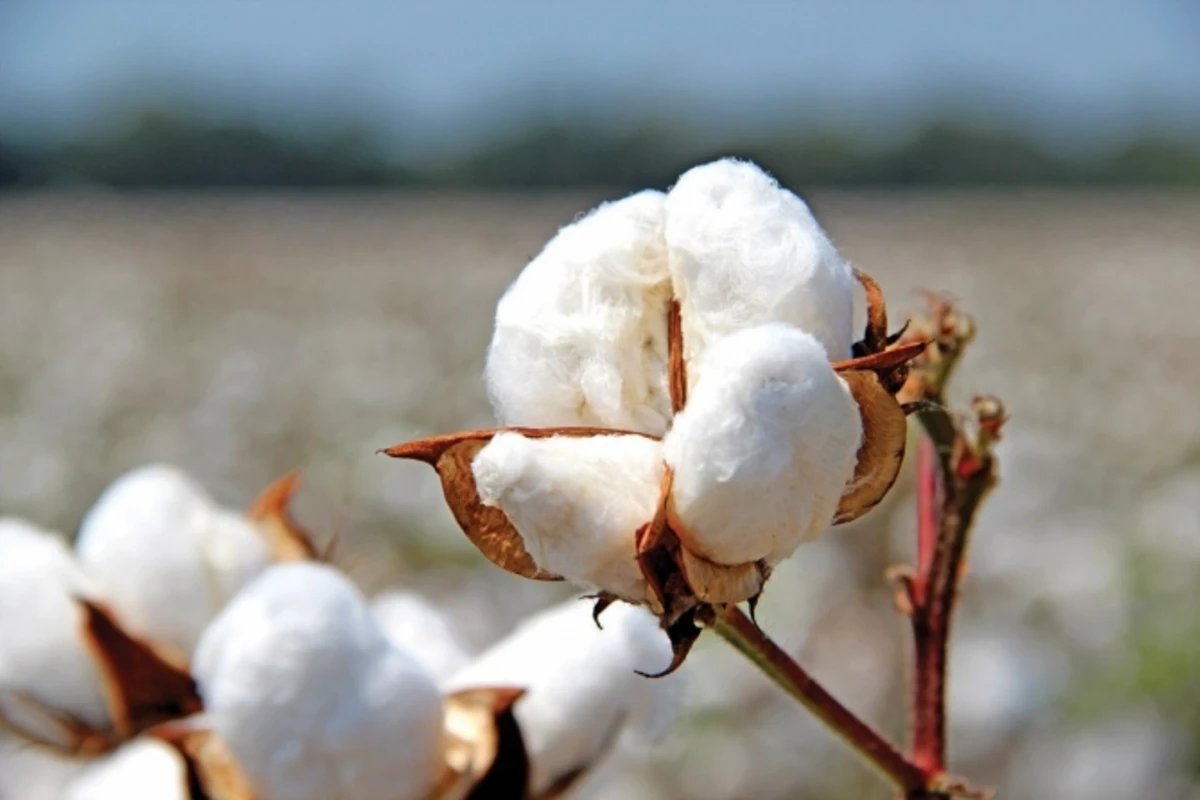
<box><xmin>385</xmin><ymin>158</ymin><xmax>921</xmax><ymax>670</ymax></box>
<box><xmin>0</xmin><ymin>466</ymin><xmax>321</xmax><ymax>763</ymax></box>
<box><xmin>387</xmin><ymin>158</ymin><xmax>1006</xmax><ymax>798</ymax></box>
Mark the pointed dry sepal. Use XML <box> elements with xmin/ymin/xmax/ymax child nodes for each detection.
<box><xmin>383</xmin><ymin>427</ymin><xmax>654</xmax><ymax>582</ymax></box>
<box><xmin>436</xmin><ymin>687</ymin><xmax>530</xmax><ymax>800</ymax></box>
<box><xmin>246</xmin><ymin>472</ymin><xmax>324</xmax><ymax>563</ymax></box>
<box><xmin>153</xmin><ymin>719</ymin><xmax>257</xmax><ymax>800</ymax></box>
<box><xmin>79</xmin><ymin>599</ymin><xmax>203</xmax><ymax>740</ymax></box>
<box><xmin>834</xmin><ymin>371</ymin><xmax>911</xmax><ymax>525</ymax></box>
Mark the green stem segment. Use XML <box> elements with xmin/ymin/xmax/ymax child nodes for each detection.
<box><xmin>711</xmin><ymin>605</ymin><xmax>930</xmax><ymax>793</ymax></box>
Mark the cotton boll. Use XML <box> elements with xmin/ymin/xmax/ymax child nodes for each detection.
<box><xmin>193</xmin><ymin>563</ymin><xmax>445</xmax><ymax>800</ymax></box>
<box><xmin>486</xmin><ymin>190</ymin><xmax>674</xmax><ymax>435</ymax></box>
<box><xmin>371</xmin><ymin>590</ymin><xmax>472</xmax><ymax>679</ymax></box>
<box><xmin>76</xmin><ymin>464</ymin><xmax>270</xmax><ymax>657</ymax></box>
<box><xmin>472</xmin><ymin>433</ymin><xmax>663</xmax><ymax>601</ymax></box>
<box><xmin>663</xmin><ymin>325</ymin><xmax>862</xmax><ymax>566</ymax></box>
<box><xmin>0</xmin><ymin>519</ymin><xmax>111</xmax><ymax>731</ymax></box>
<box><xmin>447</xmin><ymin>599</ymin><xmax>678</xmax><ymax>796</ymax></box>
<box><xmin>0</xmin><ymin>732</ymin><xmax>85</xmax><ymax>800</ymax></box>
<box><xmin>664</xmin><ymin>158</ymin><xmax>856</xmax><ymax>380</ymax></box>
<box><xmin>62</xmin><ymin>739</ymin><xmax>187</xmax><ymax>800</ymax></box>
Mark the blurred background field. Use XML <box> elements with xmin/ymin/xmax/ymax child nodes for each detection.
<box><xmin>3</xmin><ymin>2</ymin><xmax>1200</xmax><ymax>798</ymax></box>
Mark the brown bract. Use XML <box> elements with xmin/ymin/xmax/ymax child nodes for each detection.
<box><xmin>247</xmin><ymin>472</ymin><xmax>335</xmax><ymax>563</ymax></box>
<box><xmin>0</xmin><ymin>600</ymin><xmax>202</xmax><ymax>757</ymax></box>
<box><xmin>154</xmin><ymin>720</ymin><xmax>257</xmax><ymax>800</ymax></box>
<box><xmin>382</xmin><ymin>268</ymin><xmax>922</xmax><ymax>675</ymax></box>
<box><xmin>437</xmin><ymin>687</ymin><xmax>530</xmax><ymax>800</ymax></box>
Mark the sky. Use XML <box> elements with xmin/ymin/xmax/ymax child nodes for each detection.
<box><xmin>1</xmin><ymin>0</ymin><xmax>1198</xmax><ymax>153</ymax></box>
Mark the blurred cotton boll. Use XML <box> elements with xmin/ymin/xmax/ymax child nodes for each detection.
<box><xmin>447</xmin><ymin>598</ymin><xmax>679</xmax><ymax>796</ymax></box>
<box><xmin>486</xmin><ymin>190</ymin><xmax>674</xmax><ymax>435</ymax></box>
<box><xmin>62</xmin><ymin>739</ymin><xmax>187</xmax><ymax>800</ymax></box>
<box><xmin>472</xmin><ymin>432</ymin><xmax>664</xmax><ymax>601</ymax></box>
<box><xmin>193</xmin><ymin>562</ymin><xmax>445</xmax><ymax>800</ymax></box>
<box><xmin>663</xmin><ymin>158</ymin><xmax>856</xmax><ymax>375</ymax></box>
<box><xmin>370</xmin><ymin>590</ymin><xmax>472</xmax><ymax>679</ymax></box>
<box><xmin>0</xmin><ymin>518</ymin><xmax>111</xmax><ymax>731</ymax></box>
<box><xmin>75</xmin><ymin>464</ymin><xmax>270</xmax><ymax>657</ymax></box>
<box><xmin>0</xmin><ymin>733</ymin><xmax>85</xmax><ymax>800</ymax></box>
<box><xmin>664</xmin><ymin>324</ymin><xmax>862</xmax><ymax>566</ymax></box>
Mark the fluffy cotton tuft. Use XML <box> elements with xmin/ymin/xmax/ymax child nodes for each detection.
<box><xmin>664</xmin><ymin>325</ymin><xmax>862</xmax><ymax>566</ymax></box>
<box><xmin>193</xmin><ymin>563</ymin><xmax>445</xmax><ymax>800</ymax></box>
<box><xmin>664</xmin><ymin>158</ymin><xmax>856</xmax><ymax>382</ymax></box>
<box><xmin>486</xmin><ymin>191</ymin><xmax>674</xmax><ymax>435</ymax></box>
<box><xmin>62</xmin><ymin>739</ymin><xmax>187</xmax><ymax>800</ymax></box>
<box><xmin>0</xmin><ymin>732</ymin><xmax>86</xmax><ymax>800</ymax></box>
<box><xmin>75</xmin><ymin>464</ymin><xmax>270</xmax><ymax>657</ymax></box>
<box><xmin>370</xmin><ymin>590</ymin><xmax>472</xmax><ymax>679</ymax></box>
<box><xmin>0</xmin><ymin>519</ymin><xmax>111</xmax><ymax>730</ymax></box>
<box><xmin>447</xmin><ymin>599</ymin><xmax>678</xmax><ymax>795</ymax></box>
<box><xmin>472</xmin><ymin>433</ymin><xmax>663</xmax><ymax>601</ymax></box>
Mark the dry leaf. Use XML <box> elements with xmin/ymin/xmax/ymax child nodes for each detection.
<box><xmin>834</xmin><ymin>371</ymin><xmax>909</xmax><ymax>525</ymax></box>
<box><xmin>437</xmin><ymin>687</ymin><xmax>529</xmax><ymax>800</ymax></box>
<box><xmin>246</xmin><ymin>473</ymin><xmax>322</xmax><ymax>562</ymax></box>
<box><xmin>79</xmin><ymin>599</ymin><xmax>202</xmax><ymax>740</ymax></box>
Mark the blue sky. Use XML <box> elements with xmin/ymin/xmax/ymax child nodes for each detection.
<box><xmin>1</xmin><ymin>0</ymin><xmax>1197</xmax><ymax>152</ymax></box>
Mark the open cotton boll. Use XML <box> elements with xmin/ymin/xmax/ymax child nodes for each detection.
<box><xmin>447</xmin><ymin>599</ymin><xmax>677</xmax><ymax>796</ymax></box>
<box><xmin>486</xmin><ymin>190</ymin><xmax>674</xmax><ymax>435</ymax></box>
<box><xmin>664</xmin><ymin>158</ymin><xmax>856</xmax><ymax>382</ymax></box>
<box><xmin>76</xmin><ymin>464</ymin><xmax>270</xmax><ymax>657</ymax></box>
<box><xmin>0</xmin><ymin>519</ymin><xmax>111</xmax><ymax>731</ymax></box>
<box><xmin>664</xmin><ymin>324</ymin><xmax>862</xmax><ymax>566</ymax></box>
<box><xmin>472</xmin><ymin>432</ymin><xmax>663</xmax><ymax>601</ymax></box>
<box><xmin>62</xmin><ymin>739</ymin><xmax>187</xmax><ymax>800</ymax></box>
<box><xmin>0</xmin><ymin>732</ymin><xmax>86</xmax><ymax>800</ymax></box>
<box><xmin>370</xmin><ymin>590</ymin><xmax>472</xmax><ymax>679</ymax></box>
<box><xmin>193</xmin><ymin>563</ymin><xmax>445</xmax><ymax>800</ymax></box>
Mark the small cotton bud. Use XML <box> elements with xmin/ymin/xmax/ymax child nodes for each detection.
<box><xmin>62</xmin><ymin>739</ymin><xmax>187</xmax><ymax>800</ymax></box>
<box><xmin>371</xmin><ymin>590</ymin><xmax>472</xmax><ymax>679</ymax></box>
<box><xmin>0</xmin><ymin>519</ymin><xmax>111</xmax><ymax>730</ymax></box>
<box><xmin>447</xmin><ymin>599</ymin><xmax>678</xmax><ymax>796</ymax></box>
<box><xmin>471</xmin><ymin>433</ymin><xmax>663</xmax><ymax>601</ymax></box>
<box><xmin>664</xmin><ymin>325</ymin><xmax>862</xmax><ymax>566</ymax></box>
<box><xmin>76</xmin><ymin>464</ymin><xmax>270</xmax><ymax>657</ymax></box>
<box><xmin>193</xmin><ymin>563</ymin><xmax>445</xmax><ymax>800</ymax></box>
<box><xmin>664</xmin><ymin>158</ymin><xmax>856</xmax><ymax>380</ymax></box>
<box><xmin>486</xmin><ymin>190</ymin><xmax>674</xmax><ymax>436</ymax></box>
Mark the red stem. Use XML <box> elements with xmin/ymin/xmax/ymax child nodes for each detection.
<box><xmin>713</xmin><ymin>606</ymin><xmax>930</xmax><ymax>793</ymax></box>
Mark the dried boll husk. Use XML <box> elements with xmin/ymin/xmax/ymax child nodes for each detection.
<box><xmin>486</xmin><ymin>190</ymin><xmax>674</xmax><ymax>436</ymax></box>
<box><xmin>471</xmin><ymin>432</ymin><xmax>665</xmax><ymax>603</ymax></box>
<box><xmin>663</xmin><ymin>324</ymin><xmax>862</xmax><ymax>568</ymax></box>
<box><xmin>192</xmin><ymin>563</ymin><xmax>446</xmax><ymax>800</ymax></box>
<box><xmin>447</xmin><ymin>599</ymin><xmax>677</xmax><ymax>797</ymax></box>
<box><xmin>0</xmin><ymin>519</ymin><xmax>112</xmax><ymax>733</ymax></box>
<box><xmin>76</xmin><ymin>465</ymin><xmax>270</xmax><ymax>657</ymax></box>
<box><xmin>664</xmin><ymin>157</ymin><xmax>856</xmax><ymax>384</ymax></box>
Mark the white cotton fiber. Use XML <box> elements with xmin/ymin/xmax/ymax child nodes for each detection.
<box><xmin>0</xmin><ymin>731</ymin><xmax>86</xmax><ymax>800</ymax></box>
<box><xmin>370</xmin><ymin>590</ymin><xmax>472</xmax><ymax>680</ymax></box>
<box><xmin>0</xmin><ymin>519</ymin><xmax>111</xmax><ymax>731</ymax></box>
<box><xmin>663</xmin><ymin>324</ymin><xmax>862</xmax><ymax>566</ymax></box>
<box><xmin>447</xmin><ymin>599</ymin><xmax>678</xmax><ymax>796</ymax></box>
<box><xmin>485</xmin><ymin>190</ymin><xmax>674</xmax><ymax>435</ymax></box>
<box><xmin>62</xmin><ymin>739</ymin><xmax>187</xmax><ymax>800</ymax></box>
<box><xmin>76</xmin><ymin>464</ymin><xmax>270</xmax><ymax>657</ymax></box>
<box><xmin>471</xmin><ymin>433</ymin><xmax>664</xmax><ymax>601</ymax></box>
<box><xmin>192</xmin><ymin>563</ymin><xmax>445</xmax><ymax>800</ymax></box>
<box><xmin>664</xmin><ymin>158</ymin><xmax>856</xmax><ymax>383</ymax></box>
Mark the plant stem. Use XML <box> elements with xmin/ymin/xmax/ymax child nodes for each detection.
<box><xmin>711</xmin><ymin>605</ymin><xmax>929</xmax><ymax>793</ymax></box>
